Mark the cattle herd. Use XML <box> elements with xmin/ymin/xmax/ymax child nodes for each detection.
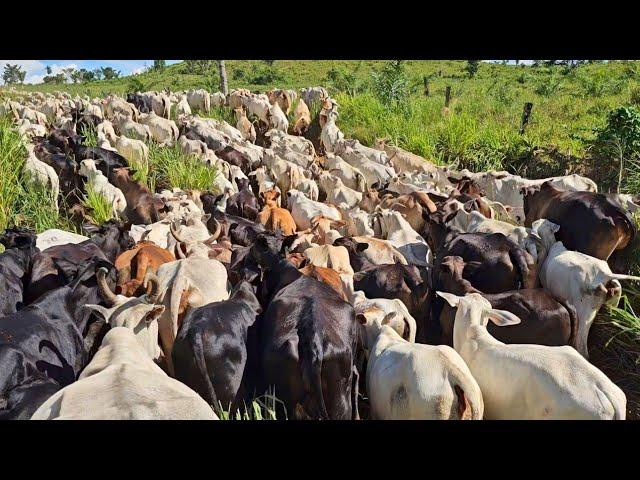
<box><xmin>1</xmin><ymin>85</ymin><xmax>640</xmax><ymax>420</ymax></box>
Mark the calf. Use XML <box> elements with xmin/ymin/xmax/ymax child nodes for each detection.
<box><xmin>172</xmin><ymin>281</ymin><xmax>262</xmax><ymax>414</ymax></box>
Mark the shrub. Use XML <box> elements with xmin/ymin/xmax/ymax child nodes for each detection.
<box><xmin>371</xmin><ymin>60</ymin><xmax>410</xmax><ymax>110</ymax></box>
<box><xmin>148</xmin><ymin>143</ymin><xmax>219</xmax><ymax>192</ymax></box>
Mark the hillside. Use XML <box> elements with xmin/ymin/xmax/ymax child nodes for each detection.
<box><xmin>6</xmin><ymin>60</ymin><xmax>640</xmax><ymax>193</ymax></box>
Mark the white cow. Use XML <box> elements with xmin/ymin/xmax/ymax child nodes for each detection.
<box><xmin>36</xmin><ymin>229</ymin><xmax>89</xmax><ymax>251</ymax></box>
<box><xmin>351</xmin><ymin>290</ymin><xmax>417</xmax><ymax>342</ymax></box>
<box><xmin>269</xmin><ymin>102</ymin><xmax>289</xmax><ymax>132</ymax></box>
<box><xmin>23</xmin><ymin>146</ymin><xmax>60</xmax><ymax>209</ymax></box>
<box><xmin>539</xmin><ymin>241</ymin><xmax>640</xmax><ymax>357</ymax></box>
<box><xmin>153</xmin><ymin>257</ymin><xmax>230</xmax><ymax>375</ymax></box>
<box><xmin>287</xmin><ymin>189</ymin><xmax>342</xmax><ymax>230</ymax></box>
<box><xmin>357</xmin><ymin>306</ymin><xmax>483</xmax><ymax>420</ymax></box>
<box><xmin>376</xmin><ymin>210</ymin><xmax>432</xmax><ymax>267</ymax></box>
<box><xmin>320</xmin><ymin>111</ymin><xmax>343</xmax><ymax>153</ymax></box>
<box><xmin>437</xmin><ymin>291</ymin><xmax>626</xmax><ymax>420</ymax></box>
<box><xmin>78</xmin><ymin>159</ymin><xmax>127</xmax><ymax>218</ymax></box>
<box><xmin>31</xmin><ymin>327</ymin><xmax>218</xmax><ymax>420</ymax></box>
<box><xmin>187</xmin><ymin>89</ymin><xmax>211</xmax><ymax>113</ymax></box>
<box><xmin>139</xmin><ymin>112</ymin><xmax>179</xmax><ymax>146</ymax></box>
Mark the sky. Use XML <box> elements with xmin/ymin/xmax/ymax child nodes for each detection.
<box><xmin>0</xmin><ymin>60</ymin><xmax>181</xmax><ymax>84</ymax></box>
<box><xmin>0</xmin><ymin>60</ymin><xmax>534</xmax><ymax>85</ymax></box>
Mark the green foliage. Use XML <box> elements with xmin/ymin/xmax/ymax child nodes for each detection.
<box><xmin>246</xmin><ymin>63</ymin><xmax>288</xmax><ymax>85</ymax></box>
<box><xmin>128</xmin><ymin>75</ymin><xmax>146</xmax><ymax>93</ymax></box>
<box><xmin>79</xmin><ymin>124</ymin><xmax>98</xmax><ymax>148</ymax></box>
<box><xmin>216</xmin><ymin>391</ymin><xmax>285</xmax><ymax>420</ymax></box>
<box><xmin>100</xmin><ymin>67</ymin><xmax>121</xmax><ymax>80</ymax></box>
<box><xmin>81</xmin><ymin>183</ymin><xmax>115</xmax><ymax>225</ymax></box>
<box><xmin>152</xmin><ymin>60</ymin><xmax>166</xmax><ymax>71</ymax></box>
<box><xmin>0</xmin><ymin>116</ymin><xmax>72</xmax><ymax>233</ymax></box>
<box><xmin>325</xmin><ymin>63</ymin><xmax>365</xmax><ymax>96</ymax></box>
<box><xmin>465</xmin><ymin>60</ymin><xmax>480</xmax><ymax>78</ymax></box>
<box><xmin>371</xmin><ymin>60</ymin><xmax>410</xmax><ymax>110</ymax></box>
<box><xmin>2</xmin><ymin>64</ymin><xmax>26</xmax><ymax>85</ymax></box>
<box><xmin>534</xmin><ymin>71</ymin><xmax>563</xmax><ymax>96</ymax></box>
<box><xmin>148</xmin><ymin>143</ymin><xmax>219</xmax><ymax>192</ymax></box>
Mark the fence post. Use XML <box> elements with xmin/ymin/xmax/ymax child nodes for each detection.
<box><xmin>445</xmin><ymin>86</ymin><xmax>451</xmax><ymax>108</ymax></box>
<box><xmin>520</xmin><ymin>102</ymin><xmax>533</xmax><ymax>135</ymax></box>
<box><xmin>423</xmin><ymin>76</ymin><xmax>429</xmax><ymax>97</ymax></box>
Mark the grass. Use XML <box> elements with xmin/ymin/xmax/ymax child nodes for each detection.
<box><xmin>0</xmin><ymin>116</ymin><xmax>74</xmax><ymax>238</ymax></box>
<box><xmin>81</xmin><ymin>183</ymin><xmax>115</xmax><ymax>225</ymax></box>
<box><xmin>216</xmin><ymin>391</ymin><xmax>286</xmax><ymax>420</ymax></box>
<box><xmin>147</xmin><ymin>143</ymin><xmax>219</xmax><ymax>193</ymax></box>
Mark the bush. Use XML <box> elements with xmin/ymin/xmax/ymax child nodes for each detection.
<box><xmin>534</xmin><ymin>72</ymin><xmax>563</xmax><ymax>96</ymax></box>
<box><xmin>325</xmin><ymin>63</ymin><xmax>365</xmax><ymax>96</ymax></box>
<box><xmin>591</xmin><ymin>106</ymin><xmax>640</xmax><ymax>192</ymax></box>
<box><xmin>465</xmin><ymin>60</ymin><xmax>480</xmax><ymax>78</ymax></box>
<box><xmin>247</xmin><ymin>64</ymin><xmax>288</xmax><ymax>85</ymax></box>
<box><xmin>371</xmin><ymin>60</ymin><xmax>410</xmax><ymax>111</ymax></box>
<box><xmin>148</xmin><ymin>143</ymin><xmax>219</xmax><ymax>192</ymax></box>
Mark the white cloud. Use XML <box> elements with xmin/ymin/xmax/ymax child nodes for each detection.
<box><xmin>0</xmin><ymin>61</ymin><xmax>82</xmax><ymax>85</ymax></box>
<box><xmin>0</xmin><ymin>60</ymin><xmax>46</xmax><ymax>85</ymax></box>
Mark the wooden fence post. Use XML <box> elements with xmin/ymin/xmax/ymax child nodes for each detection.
<box><xmin>423</xmin><ymin>76</ymin><xmax>429</xmax><ymax>97</ymax></box>
<box><xmin>445</xmin><ymin>86</ymin><xmax>451</xmax><ymax>108</ymax></box>
<box><xmin>520</xmin><ymin>102</ymin><xmax>533</xmax><ymax>135</ymax></box>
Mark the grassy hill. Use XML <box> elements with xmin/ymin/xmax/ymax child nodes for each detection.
<box><xmin>6</xmin><ymin>60</ymin><xmax>640</xmax><ymax>192</ymax></box>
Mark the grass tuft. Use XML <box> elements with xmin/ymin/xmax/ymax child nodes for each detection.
<box><xmin>148</xmin><ymin>142</ymin><xmax>218</xmax><ymax>192</ymax></box>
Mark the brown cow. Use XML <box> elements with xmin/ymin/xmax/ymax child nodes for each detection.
<box><xmin>299</xmin><ymin>264</ymin><xmax>349</xmax><ymax>302</ymax></box>
<box><xmin>110</xmin><ymin>167</ymin><xmax>163</xmax><ymax>225</ymax></box>
<box><xmin>257</xmin><ymin>190</ymin><xmax>297</xmax><ymax>235</ymax></box>
<box><xmin>114</xmin><ymin>241</ymin><xmax>175</xmax><ymax>296</ymax></box>
<box><xmin>379</xmin><ymin>191</ymin><xmax>437</xmax><ymax>232</ymax></box>
<box><xmin>435</xmin><ymin>255</ymin><xmax>576</xmax><ymax>348</ymax></box>
<box><xmin>523</xmin><ymin>181</ymin><xmax>636</xmax><ymax>271</ymax></box>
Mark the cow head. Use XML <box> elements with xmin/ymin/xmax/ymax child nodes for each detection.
<box><xmin>0</xmin><ymin>227</ymin><xmax>36</xmax><ymax>250</ymax></box>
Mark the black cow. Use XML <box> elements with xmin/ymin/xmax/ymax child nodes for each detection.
<box><xmin>0</xmin><ymin>228</ymin><xmax>39</xmax><ymax>316</ymax></box>
<box><xmin>0</xmin><ymin>258</ymin><xmax>115</xmax><ymax>419</ymax></box>
<box><xmin>172</xmin><ymin>280</ymin><xmax>262</xmax><ymax>414</ymax></box>
<box><xmin>25</xmin><ymin>221</ymin><xmax>133</xmax><ymax>304</ymax></box>
<box><xmin>251</xmin><ymin>234</ymin><xmax>359</xmax><ymax>420</ymax></box>
<box><xmin>225</xmin><ymin>178</ymin><xmax>260</xmax><ymax>221</ymax></box>
<box><xmin>73</xmin><ymin>145</ymin><xmax>129</xmax><ymax>180</ymax></box>
<box><xmin>126</xmin><ymin>93</ymin><xmax>151</xmax><ymax>113</ymax></box>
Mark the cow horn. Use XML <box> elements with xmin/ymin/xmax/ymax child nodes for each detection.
<box><xmin>143</xmin><ymin>271</ymin><xmax>160</xmax><ymax>302</ymax></box>
<box><xmin>97</xmin><ymin>267</ymin><xmax>118</xmax><ymax>306</ymax></box>
<box><xmin>169</xmin><ymin>221</ymin><xmax>185</xmax><ymax>243</ymax></box>
<box><xmin>207</xmin><ymin>217</ymin><xmax>222</xmax><ymax>242</ymax></box>
<box><xmin>175</xmin><ymin>242</ymin><xmax>187</xmax><ymax>259</ymax></box>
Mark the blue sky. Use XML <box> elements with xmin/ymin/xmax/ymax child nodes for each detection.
<box><xmin>0</xmin><ymin>60</ymin><xmax>534</xmax><ymax>85</ymax></box>
<box><xmin>0</xmin><ymin>60</ymin><xmax>181</xmax><ymax>84</ymax></box>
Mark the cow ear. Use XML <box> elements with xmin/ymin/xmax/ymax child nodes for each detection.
<box><xmin>436</xmin><ymin>291</ymin><xmax>460</xmax><ymax>308</ymax></box>
<box><xmin>356</xmin><ymin>242</ymin><xmax>369</xmax><ymax>253</ymax></box>
<box><xmin>82</xmin><ymin>223</ymin><xmax>100</xmax><ymax>235</ymax></box>
<box><xmin>356</xmin><ymin>313</ymin><xmax>368</xmax><ymax>325</ymax></box>
<box><xmin>84</xmin><ymin>304</ymin><xmax>111</xmax><ymax>322</ymax></box>
<box><xmin>485</xmin><ymin>309</ymin><xmax>521</xmax><ymax>327</ymax></box>
<box><xmin>381</xmin><ymin>312</ymin><xmax>399</xmax><ymax>326</ymax></box>
<box><xmin>145</xmin><ymin>305</ymin><xmax>165</xmax><ymax>324</ymax></box>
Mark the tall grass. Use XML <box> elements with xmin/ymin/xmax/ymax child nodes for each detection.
<box><xmin>81</xmin><ymin>183</ymin><xmax>115</xmax><ymax>225</ymax></box>
<box><xmin>147</xmin><ymin>143</ymin><xmax>218</xmax><ymax>192</ymax></box>
<box><xmin>0</xmin><ymin>116</ymin><xmax>72</xmax><ymax>235</ymax></box>
<box><xmin>216</xmin><ymin>391</ymin><xmax>286</xmax><ymax>420</ymax></box>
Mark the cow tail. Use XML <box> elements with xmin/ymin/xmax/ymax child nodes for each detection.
<box><xmin>300</xmin><ymin>319</ymin><xmax>329</xmax><ymax>419</ymax></box>
<box><xmin>556</xmin><ymin>296</ymin><xmax>579</xmax><ymax>348</ymax></box>
<box><xmin>509</xmin><ymin>248</ymin><xmax>531</xmax><ymax>289</ymax></box>
<box><xmin>191</xmin><ymin>331</ymin><xmax>220</xmax><ymax>410</ymax></box>
<box><xmin>448</xmin><ymin>362</ymin><xmax>483</xmax><ymax>420</ymax></box>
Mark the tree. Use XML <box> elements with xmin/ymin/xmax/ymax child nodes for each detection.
<box><xmin>100</xmin><ymin>67</ymin><xmax>121</xmax><ymax>80</ymax></box>
<box><xmin>153</xmin><ymin>60</ymin><xmax>166</xmax><ymax>71</ymax></box>
<box><xmin>42</xmin><ymin>73</ymin><xmax>66</xmax><ymax>84</ymax></box>
<box><xmin>70</xmin><ymin>69</ymin><xmax>83</xmax><ymax>83</ymax></box>
<box><xmin>62</xmin><ymin>67</ymin><xmax>77</xmax><ymax>83</ymax></box>
<box><xmin>2</xmin><ymin>64</ymin><xmax>26</xmax><ymax>85</ymax></box>
<box><xmin>218</xmin><ymin>60</ymin><xmax>228</xmax><ymax>96</ymax></box>
<box><xmin>45</xmin><ymin>65</ymin><xmax>52</xmax><ymax>75</ymax></box>
<box><xmin>93</xmin><ymin>68</ymin><xmax>103</xmax><ymax>80</ymax></box>
<box><xmin>78</xmin><ymin>68</ymin><xmax>95</xmax><ymax>82</ymax></box>
<box><xmin>465</xmin><ymin>60</ymin><xmax>480</xmax><ymax>78</ymax></box>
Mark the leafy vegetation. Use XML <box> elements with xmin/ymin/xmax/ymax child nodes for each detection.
<box><xmin>81</xmin><ymin>183</ymin><xmax>115</xmax><ymax>225</ymax></box>
<box><xmin>147</xmin><ymin>143</ymin><xmax>219</xmax><ymax>192</ymax></box>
